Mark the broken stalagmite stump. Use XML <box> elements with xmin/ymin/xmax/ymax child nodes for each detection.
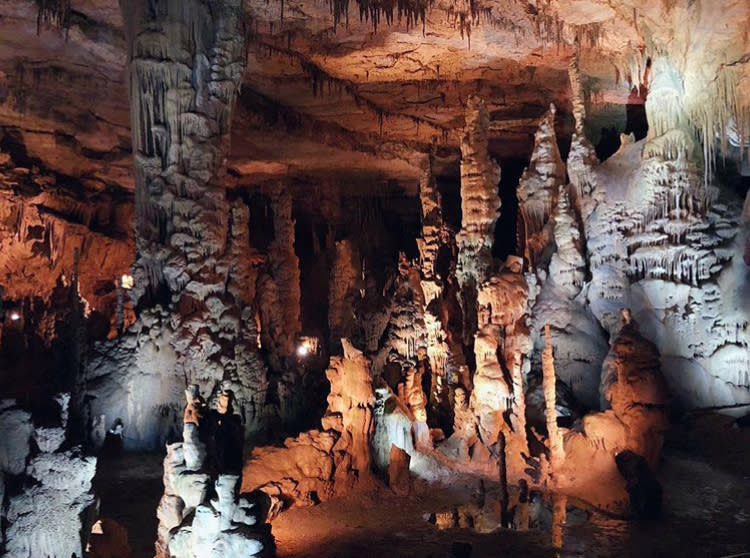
<box><xmin>388</xmin><ymin>444</ymin><xmax>411</xmax><ymax>496</ymax></box>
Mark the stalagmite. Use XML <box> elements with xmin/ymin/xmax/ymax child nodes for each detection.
<box><xmin>548</xmin><ymin>185</ymin><xmax>585</xmax><ymax>297</ymax></box>
<box><xmin>416</xmin><ymin>156</ymin><xmax>456</xmax><ymax>433</ymax></box>
<box><xmin>373</xmin><ymin>253</ymin><xmax>428</xmax><ymax>377</ymax></box>
<box><xmin>457</xmin><ymin>95</ymin><xmax>501</xmax><ymax>341</ymax></box>
<box><xmin>264</xmin><ymin>186</ymin><xmax>302</xmax><ymax>361</ymax></box>
<box><xmin>417</xmin><ymin>157</ymin><xmax>444</xmax><ymax>294</ymax></box>
<box><xmin>517</xmin><ymin>104</ymin><xmax>566</xmax><ymax>268</ymax></box>
<box><xmin>156</xmin><ymin>386</ymin><xmax>273</xmax><ymax>558</ymax></box>
<box><xmin>242</xmin><ymin>340</ymin><xmax>375</xmax><ymax>509</ymax></box>
<box><xmin>542</xmin><ymin>325</ymin><xmax>564</xmax><ymax>478</ymax></box>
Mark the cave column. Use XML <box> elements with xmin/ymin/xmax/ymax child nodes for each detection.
<box><xmin>256</xmin><ymin>184</ymin><xmax>302</xmax><ymax>424</ymax></box>
<box><xmin>126</xmin><ymin>0</ymin><xmax>267</xmax><ymax>434</ymax></box>
<box><xmin>456</xmin><ymin>95</ymin><xmax>501</xmax><ymax>343</ymax></box>
<box><xmin>416</xmin><ymin>156</ymin><xmax>455</xmax><ymax>427</ymax></box>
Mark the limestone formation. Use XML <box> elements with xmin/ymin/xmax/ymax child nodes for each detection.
<box><xmin>79</xmin><ymin>0</ymin><xmax>268</xmax><ymax>449</ymax></box>
<box><xmin>566</xmin><ymin>49</ymin><xmax>601</xmax><ymax>212</ymax></box>
<box><xmin>548</xmin><ymin>186</ymin><xmax>585</xmax><ymax>298</ymax></box>
<box><xmin>542</xmin><ymin>325</ymin><xmax>565</xmax><ymax>477</ymax></box>
<box><xmin>328</xmin><ymin>239</ymin><xmax>360</xmax><ymax>351</ymax></box>
<box><xmin>456</xmin><ymin>95</ymin><xmax>501</xmax><ymax>341</ymax></box>
<box><xmin>156</xmin><ymin>386</ymin><xmax>273</xmax><ymax>558</ymax></box>
<box><xmin>242</xmin><ymin>340</ymin><xmax>375</xmax><ymax>510</ymax></box>
<box><xmin>517</xmin><ymin>104</ymin><xmax>566</xmax><ymax>269</ymax></box>
<box><xmin>1</xmin><ymin>394</ymin><xmax>98</xmax><ymax>558</ymax></box>
<box><xmin>373</xmin><ymin>253</ymin><xmax>428</xmax><ymax>376</ymax></box>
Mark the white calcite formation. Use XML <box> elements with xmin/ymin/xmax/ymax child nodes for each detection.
<box><xmin>566</xmin><ymin>50</ymin><xmax>601</xmax><ymax>214</ymax></box>
<box><xmin>548</xmin><ymin>185</ymin><xmax>586</xmax><ymax>297</ymax></box>
<box><xmin>580</xmin><ymin>56</ymin><xmax>748</xmax><ymax>411</ymax></box>
<box><xmin>1</xmin><ymin>394</ymin><xmax>98</xmax><ymax>558</ymax></box>
<box><xmin>156</xmin><ymin>386</ymin><xmax>273</xmax><ymax>558</ymax></box>
<box><xmin>80</xmin><ymin>0</ymin><xmax>269</xmax><ymax>449</ymax></box>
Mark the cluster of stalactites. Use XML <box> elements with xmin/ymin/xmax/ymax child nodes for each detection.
<box><xmin>643</xmin><ymin>57</ymin><xmax>696</xmax><ymax>164</ymax></box>
<box><xmin>36</xmin><ymin>0</ymin><xmax>71</xmax><ymax>33</ymax></box>
<box><xmin>456</xmin><ymin>95</ymin><xmax>502</xmax><ymax>288</ymax></box>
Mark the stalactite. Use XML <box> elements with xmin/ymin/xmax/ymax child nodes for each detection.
<box><xmin>36</xmin><ymin>0</ymin><xmax>71</xmax><ymax>35</ymax></box>
<box><xmin>542</xmin><ymin>324</ymin><xmax>564</xmax><ymax>479</ymax></box>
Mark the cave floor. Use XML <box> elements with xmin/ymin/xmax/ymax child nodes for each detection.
<box><xmin>94</xmin><ymin>414</ymin><xmax>750</xmax><ymax>558</ymax></box>
<box><xmin>273</xmin><ymin>414</ymin><xmax>750</xmax><ymax>558</ymax></box>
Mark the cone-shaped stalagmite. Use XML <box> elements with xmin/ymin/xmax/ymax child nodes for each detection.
<box><xmin>517</xmin><ymin>105</ymin><xmax>566</xmax><ymax>268</ymax></box>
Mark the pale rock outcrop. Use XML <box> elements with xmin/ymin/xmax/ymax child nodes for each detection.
<box><xmin>1</xmin><ymin>394</ymin><xmax>98</xmax><ymax>558</ymax></box>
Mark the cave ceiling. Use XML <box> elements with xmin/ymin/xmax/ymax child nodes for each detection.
<box><xmin>0</xmin><ymin>0</ymin><xmax>748</xmax><ymax>194</ymax></box>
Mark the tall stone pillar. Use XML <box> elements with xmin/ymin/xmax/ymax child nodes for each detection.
<box><xmin>82</xmin><ymin>0</ymin><xmax>268</xmax><ymax>447</ymax></box>
<box><xmin>456</xmin><ymin>95</ymin><xmax>501</xmax><ymax>343</ymax></box>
